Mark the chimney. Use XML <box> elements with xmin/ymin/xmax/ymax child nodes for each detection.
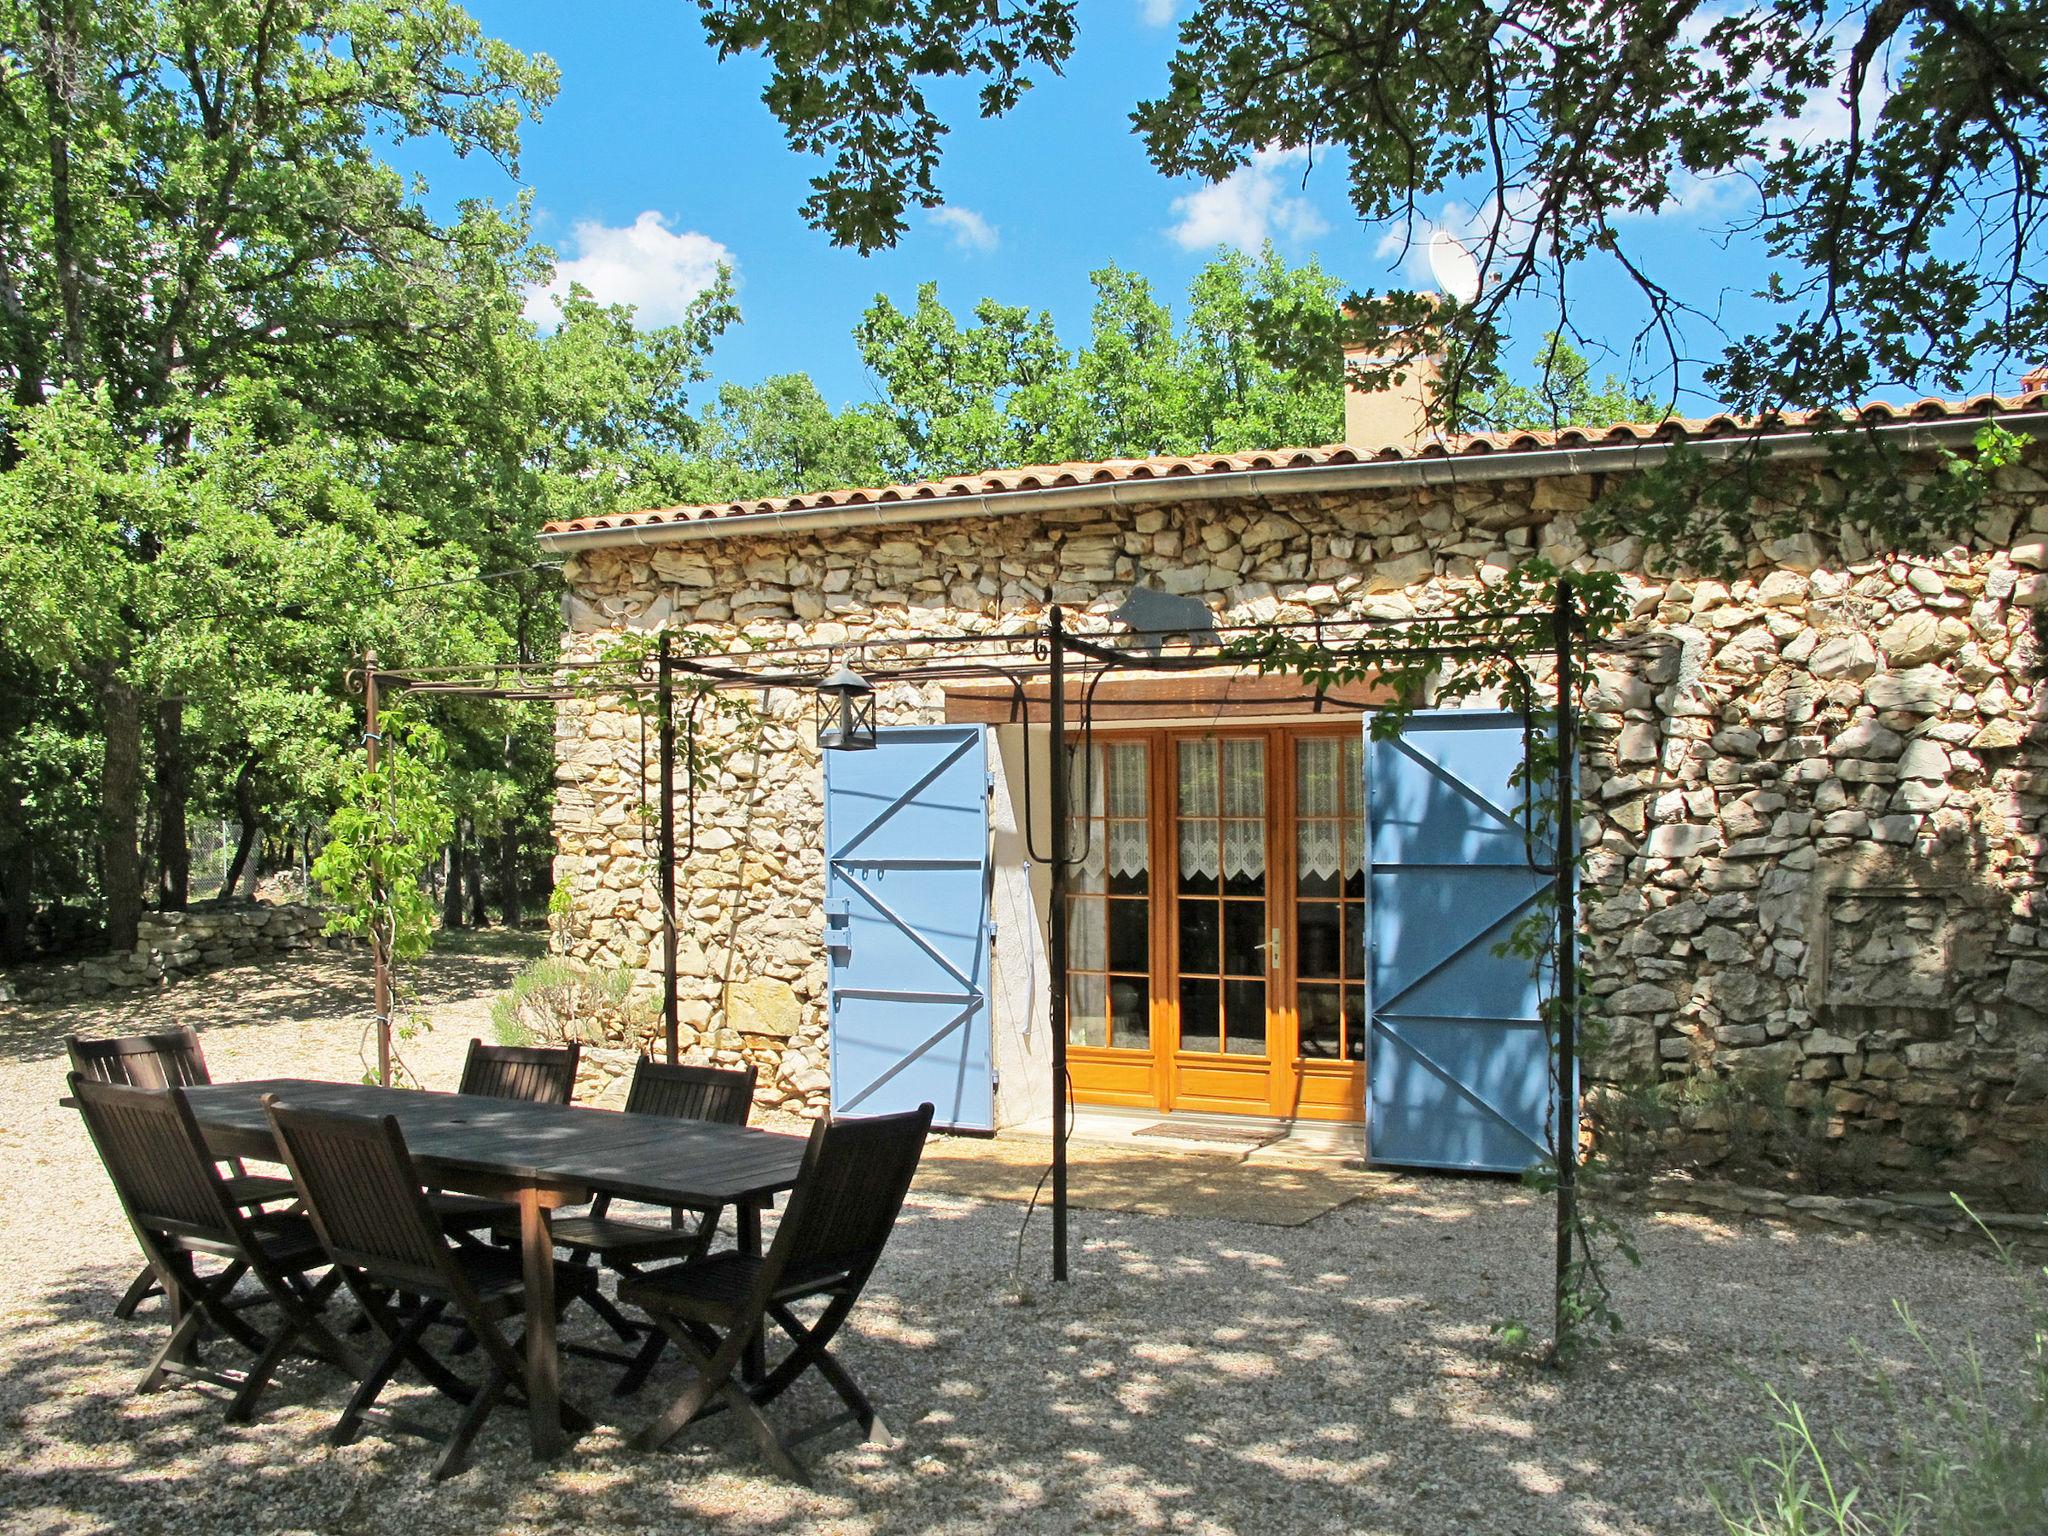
<box><xmin>1342</xmin><ymin>299</ymin><xmax>1443</xmax><ymax>452</ymax></box>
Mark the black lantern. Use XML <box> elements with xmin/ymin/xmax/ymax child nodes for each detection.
<box><xmin>816</xmin><ymin>658</ymin><xmax>877</xmax><ymax>751</ymax></box>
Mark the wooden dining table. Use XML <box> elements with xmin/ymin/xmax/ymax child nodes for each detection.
<box><xmin>171</xmin><ymin>1078</ymin><xmax>810</xmax><ymax>1458</ymax></box>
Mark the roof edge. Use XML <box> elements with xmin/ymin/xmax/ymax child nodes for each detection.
<box><xmin>540</xmin><ymin>407</ymin><xmax>2048</xmax><ymax>555</ymax></box>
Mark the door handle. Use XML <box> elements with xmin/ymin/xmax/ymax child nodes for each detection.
<box><xmin>1253</xmin><ymin>925</ymin><xmax>1280</xmax><ymax>972</ymax></box>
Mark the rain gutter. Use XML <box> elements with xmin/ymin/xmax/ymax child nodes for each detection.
<box><xmin>537</xmin><ymin>411</ymin><xmax>2048</xmax><ymax>555</ymax></box>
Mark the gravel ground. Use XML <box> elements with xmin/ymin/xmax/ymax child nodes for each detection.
<box><xmin>0</xmin><ymin>942</ymin><xmax>2037</xmax><ymax>1535</ymax></box>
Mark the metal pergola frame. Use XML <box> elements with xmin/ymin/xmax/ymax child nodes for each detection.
<box><xmin>357</xmin><ymin>595</ymin><xmax>1590</xmax><ymax>1293</ymax></box>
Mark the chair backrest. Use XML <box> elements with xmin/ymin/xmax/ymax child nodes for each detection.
<box><xmin>262</xmin><ymin>1098</ymin><xmax>452</xmax><ymax>1293</ymax></box>
<box><xmin>70</xmin><ymin>1074</ymin><xmax>235</xmax><ymax>1248</ymax></box>
<box><xmin>458</xmin><ymin>1039</ymin><xmax>580</xmax><ymax>1105</ymax></box>
<box><xmin>66</xmin><ymin>1027</ymin><xmax>211</xmax><ymax>1089</ymax></box>
<box><xmin>624</xmin><ymin>1059</ymin><xmax>756</xmax><ymax>1125</ymax></box>
<box><xmin>763</xmin><ymin>1103</ymin><xmax>934</xmax><ymax>1294</ymax></box>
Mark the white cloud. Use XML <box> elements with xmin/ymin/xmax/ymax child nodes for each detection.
<box><xmin>1137</xmin><ymin>0</ymin><xmax>1175</xmax><ymax>25</ymax></box>
<box><xmin>931</xmin><ymin>205</ymin><xmax>999</xmax><ymax>254</ymax></box>
<box><xmin>526</xmin><ymin>210</ymin><xmax>733</xmax><ymax>328</ymax></box>
<box><xmin>1166</xmin><ymin>147</ymin><xmax>1328</xmax><ymax>253</ymax></box>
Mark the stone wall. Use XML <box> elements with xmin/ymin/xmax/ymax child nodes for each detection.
<box><xmin>0</xmin><ymin>902</ymin><xmax>337</xmax><ymax>1006</ymax></box>
<box><xmin>551</xmin><ymin>454</ymin><xmax>2048</xmax><ymax>1182</ymax></box>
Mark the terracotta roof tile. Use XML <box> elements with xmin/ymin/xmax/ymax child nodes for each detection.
<box><xmin>540</xmin><ymin>392</ymin><xmax>2045</xmax><ymax>537</ymax></box>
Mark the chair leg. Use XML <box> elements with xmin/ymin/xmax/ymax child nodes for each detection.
<box><xmin>224</xmin><ymin>1317</ymin><xmax>302</xmax><ymax>1424</ymax></box>
<box><xmin>727</xmin><ymin>1377</ymin><xmax>808</xmax><ymax>1484</ymax></box>
<box><xmin>113</xmin><ymin>1264</ymin><xmax>160</xmax><ymax>1320</ymax></box>
<box><xmin>634</xmin><ymin>1317</ymin><xmax>758</xmax><ymax>1451</ymax></box>
<box><xmin>768</xmin><ymin>1301</ymin><xmax>883</xmax><ymax>1435</ymax></box>
<box><xmin>137</xmin><ymin>1297</ymin><xmax>211</xmax><ymax>1395</ymax></box>
<box><xmin>223</xmin><ymin>1271</ymin><xmax>362</xmax><ymax>1424</ymax></box>
<box><xmin>333</xmin><ymin>1295</ymin><xmax>440</xmax><ymax>1447</ymax></box>
<box><xmin>136</xmin><ymin>1256</ymin><xmax>246</xmax><ymax>1393</ymax></box>
<box><xmin>295</xmin><ymin>1272</ymin><xmax>365</xmax><ymax>1376</ymax></box>
<box><xmin>187</xmin><ymin>1261</ymin><xmax>268</xmax><ymax>1353</ymax></box>
<box><xmin>643</xmin><ymin>1317</ymin><xmax>808</xmax><ymax>1481</ymax></box>
<box><xmin>611</xmin><ymin>1327</ymin><xmax>668</xmax><ymax>1398</ymax></box>
<box><xmin>582</xmin><ymin>1287</ymin><xmax>644</xmax><ymax>1344</ymax></box>
<box><xmin>432</xmin><ymin>1366</ymin><xmax>507</xmax><ymax>1481</ymax></box>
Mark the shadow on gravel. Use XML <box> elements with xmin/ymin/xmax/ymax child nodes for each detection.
<box><xmin>0</xmin><ymin>1182</ymin><xmax>1896</xmax><ymax>1536</ymax></box>
<box><xmin>0</xmin><ymin>931</ymin><xmax>543</xmax><ymax>1064</ymax></box>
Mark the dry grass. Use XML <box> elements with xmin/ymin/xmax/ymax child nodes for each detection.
<box><xmin>0</xmin><ymin>943</ymin><xmax>2036</xmax><ymax>1534</ymax></box>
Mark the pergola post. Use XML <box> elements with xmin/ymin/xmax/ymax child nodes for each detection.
<box><xmin>658</xmin><ymin>632</ymin><xmax>679</xmax><ymax>1066</ymax></box>
<box><xmin>1550</xmin><ymin>582</ymin><xmax>1580</xmax><ymax>1343</ymax></box>
<box><xmin>1046</xmin><ymin>605</ymin><xmax>1070</xmax><ymax>1283</ymax></box>
<box><xmin>364</xmin><ymin>648</ymin><xmax>391</xmax><ymax>1089</ymax></box>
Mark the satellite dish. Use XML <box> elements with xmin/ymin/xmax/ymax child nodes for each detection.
<box><xmin>1427</xmin><ymin>229</ymin><xmax>1482</xmax><ymax>305</ymax></box>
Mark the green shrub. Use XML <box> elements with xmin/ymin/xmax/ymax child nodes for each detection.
<box><xmin>1715</xmin><ymin>1214</ymin><xmax>2048</xmax><ymax>1535</ymax></box>
<box><xmin>489</xmin><ymin>957</ymin><xmax>653</xmax><ymax>1047</ymax></box>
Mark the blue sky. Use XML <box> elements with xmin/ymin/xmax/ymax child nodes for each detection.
<box><xmin>394</xmin><ymin>2</ymin><xmax>1867</xmax><ymax>424</ymax></box>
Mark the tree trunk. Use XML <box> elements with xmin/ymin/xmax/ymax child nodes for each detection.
<box><xmin>219</xmin><ymin>753</ymin><xmax>260</xmax><ymax>901</ymax></box>
<box><xmin>92</xmin><ymin>665</ymin><xmax>144</xmax><ymax>951</ymax></box>
<box><xmin>467</xmin><ymin>824</ymin><xmax>488</xmax><ymax>929</ymax></box>
<box><xmin>154</xmin><ymin>694</ymin><xmax>189</xmax><ymax>910</ymax></box>
<box><xmin>498</xmin><ymin>831</ymin><xmax>521</xmax><ymax>928</ymax></box>
<box><xmin>442</xmin><ymin>828</ymin><xmax>465</xmax><ymax>930</ymax></box>
<box><xmin>0</xmin><ymin>775</ymin><xmax>30</xmax><ymax>963</ymax></box>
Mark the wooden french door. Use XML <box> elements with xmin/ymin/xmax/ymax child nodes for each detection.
<box><xmin>1065</xmin><ymin>725</ymin><xmax>1368</xmax><ymax>1121</ymax></box>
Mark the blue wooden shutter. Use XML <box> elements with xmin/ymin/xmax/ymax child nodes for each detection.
<box><xmin>1365</xmin><ymin>711</ymin><xmax>1564</xmax><ymax>1172</ymax></box>
<box><xmin>824</xmin><ymin>725</ymin><xmax>994</xmax><ymax>1131</ymax></box>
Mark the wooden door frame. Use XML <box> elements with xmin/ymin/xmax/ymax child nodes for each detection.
<box><xmin>1065</xmin><ymin>721</ymin><xmax>1366</xmax><ymax>1122</ymax></box>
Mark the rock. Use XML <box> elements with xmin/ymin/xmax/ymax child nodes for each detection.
<box><xmin>1646</xmin><ymin>823</ymin><xmax>1718</xmax><ymax>859</ymax></box>
<box><xmin>1972</xmin><ymin>718</ymin><xmax>2028</xmax><ymax>750</ymax></box>
<box><xmin>1607</xmin><ymin>982</ymin><xmax>1679</xmax><ymax>1015</ymax></box>
<box><xmin>1878</xmin><ymin>611</ymin><xmax>1963</xmax><ymax>667</ymax></box>
<box><xmin>1808</xmin><ymin>633</ymin><xmax>1878</xmax><ymax>681</ymax></box>
<box><xmin>1863</xmin><ymin>666</ymin><xmax>1956</xmax><ymax>714</ymax></box>
<box><xmin>1587</xmin><ymin>670</ymin><xmax>1655</xmax><ymax>712</ymax></box>
<box><xmin>2005</xmin><ymin>958</ymin><xmax>2048</xmax><ymax>1010</ymax></box>
<box><xmin>2011</xmin><ymin>538</ymin><xmax>2048</xmax><ymax>570</ymax></box>
<box><xmin>727</xmin><ymin>977</ymin><xmax>802</xmax><ymax>1039</ymax></box>
<box><xmin>1617</xmin><ymin>722</ymin><xmax>1660</xmax><ymax>765</ymax></box>
<box><xmin>1365</xmin><ymin>551</ymin><xmax>1433</xmax><ymax>591</ymax></box>
<box><xmin>1757</xmin><ymin>570</ymin><xmax>1809</xmax><ymax>608</ymax></box>
<box><xmin>1897</xmin><ymin>739</ymin><xmax>1949</xmax><ymax>780</ymax></box>
<box><xmin>1831</xmin><ymin>719</ymin><xmax>1904</xmax><ymax>759</ymax></box>
<box><xmin>1891</xmin><ymin>779</ymin><xmax>1947</xmax><ymax>812</ymax></box>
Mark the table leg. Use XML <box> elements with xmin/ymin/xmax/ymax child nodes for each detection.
<box><xmin>738</xmin><ymin>1197</ymin><xmax>766</xmax><ymax>1383</ymax></box>
<box><xmin>519</xmin><ymin>1188</ymin><xmax>568</xmax><ymax>1459</ymax></box>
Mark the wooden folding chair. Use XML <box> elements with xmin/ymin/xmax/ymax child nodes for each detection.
<box><xmin>431</xmin><ymin>1040</ymin><xmax>584</xmax><ymax>1236</ymax></box>
<box><xmin>262</xmin><ymin>1096</ymin><xmax>596</xmax><ymax>1480</ymax></box>
<box><xmin>624</xmin><ymin>1102</ymin><xmax>934</xmax><ymax>1481</ymax></box>
<box><xmin>67</xmin><ymin>1028</ymin><xmax>296</xmax><ymax>1317</ymax></box>
<box><xmin>458</xmin><ymin>1039</ymin><xmax>581</xmax><ymax>1103</ymax></box>
<box><xmin>538</xmin><ymin>1060</ymin><xmax>756</xmax><ymax>1388</ymax></box>
<box><xmin>69</xmin><ymin>1075</ymin><xmax>359</xmax><ymax>1423</ymax></box>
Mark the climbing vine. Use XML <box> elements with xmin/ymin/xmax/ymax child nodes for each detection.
<box><xmin>312</xmin><ymin>707</ymin><xmax>454</xmax><ymax>1087</ymax></box>
<box><xmin>1224</xmin><ymin>558</ymin><xmax>1635</xmax><ymax>1364</ymax></box>
<box><xmin>587</xmin><ymin>629</ymin><xmax>765</xmax><ymax>877</ymax></box>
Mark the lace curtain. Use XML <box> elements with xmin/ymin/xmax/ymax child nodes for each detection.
<box><xmin>1174</xmin><ymin>739</ymin><xmax>1267</xmax><ymax>880</ymax></box>
<box><xmin>1295</xmin><ymin>738</ymin><xmax>1365</xmax><ymax>882</ymax></box>
<box><xmin>1296</xmin><ymin>821</ymin><xmax>1365</xmax><ymax>882</ymax></box>
<box><xmin>1071</xmin><ymin>743</ymin><xmax>1148</xmax><ymax>883</ymax></box>
<box><xmin>1178</xmin><ymin>820</ymin><xmax>1266</xmax><ymax>881</ymax></box>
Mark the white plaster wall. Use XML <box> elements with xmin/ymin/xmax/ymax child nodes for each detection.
<box><xmin>989</xmin><ymin>724</ymin><xmax>1055</xmax><ymax>1129</ymax></box>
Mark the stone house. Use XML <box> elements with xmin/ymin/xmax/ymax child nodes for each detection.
<box><xmin>538</xmin><ymin>360</ymin><xmax>2048</xmax><ymax>1188</ymax></box>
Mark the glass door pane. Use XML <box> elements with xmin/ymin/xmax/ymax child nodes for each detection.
<box><xmin>1295</xmin><ymin>736</ymin><xmax>1366</xmax><ymax>1061</ymax></box>
<box><xmin>1175</xmin><ymin>738</ymin><xmax>1267</xmax><ymax>1055</ymax></box>
<box><xmin>1066</xmin><ymin>740</ymin><xmax>1151</xmax><ymax>1049</ymax></box>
